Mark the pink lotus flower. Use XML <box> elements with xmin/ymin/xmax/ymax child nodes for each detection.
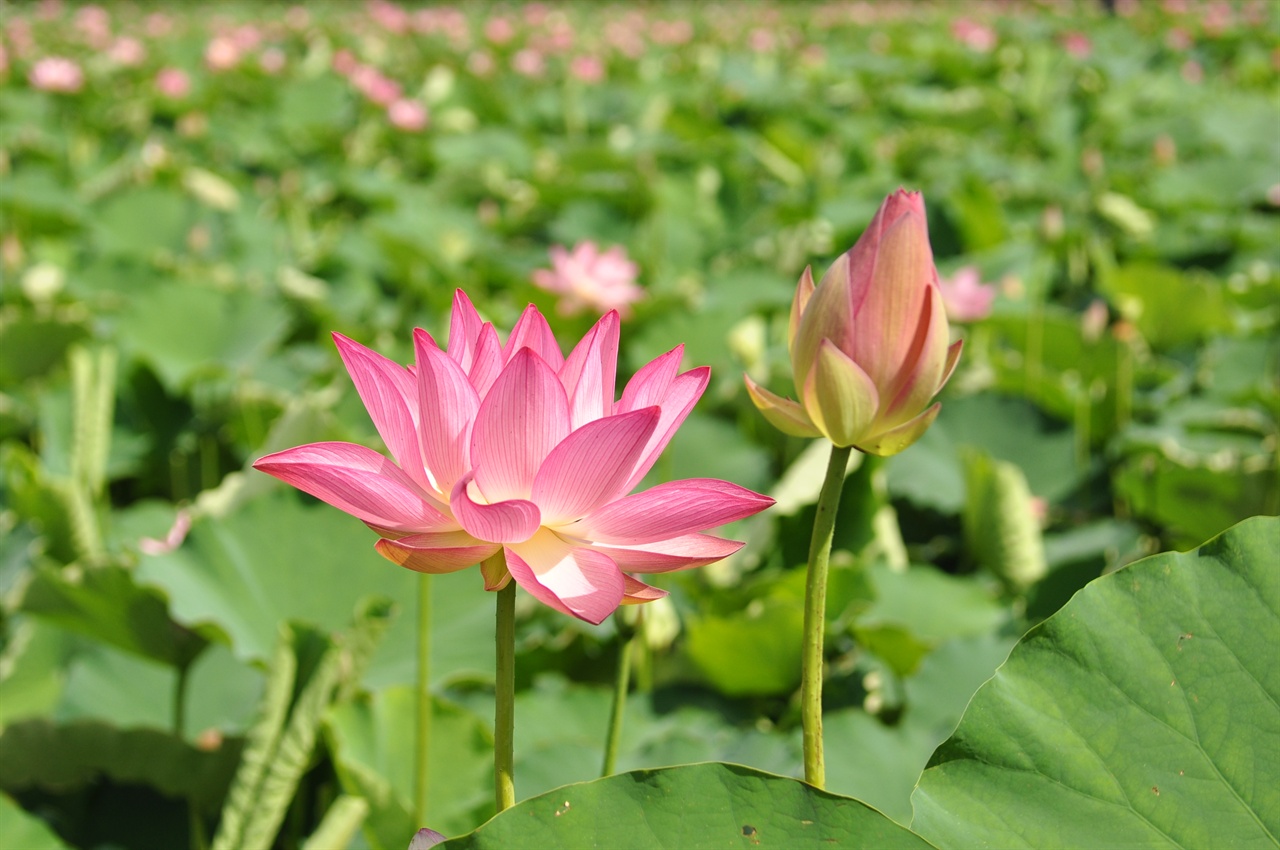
<box><xmin>254</xmin><ymin>291</ymin><xmax>773</xmax><ymax>625</ymax></box>
<box><xmin>532</xmin><ymin>242</ymin><xmax>644</xmax><ymax>317</ymax></box>
<box><xmin>745</xmin><ymin>190</ymin><xmax>961</xmax><ymax>455</ymax></box>
<box><xmin>155</xmin><ymin>67</ymin><xmax>191</xmax><ymax>99</ymax></box>
<box><xmin>937</xmin><ymin>266</ymin><xmax>997</xmax><ymax>323</ymax></box>
<box><xmin>29</xmin><ymin>57</ymin><xmax>83</xmax><ymax>92</ymax></box>
<box><xmin>388</xmin><ymin>98</ymin><xmax>428</xmax><ymax>132</ymax></box>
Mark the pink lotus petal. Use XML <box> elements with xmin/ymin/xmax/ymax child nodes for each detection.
<box><xmin>621</xmin><ymin>574</ymin><xmax>667</xmax><ymax>603</ymax></box>
<box><xmin>571</xmin><ymin>479</ymin><xmax>774</xmax><ymax>544</ymax></box>
<box><xmin>558</xmin><ymin>311</ymin><xmax>620</xmax><ymax>429</ymax></box>
<box><xmin>504</xmin><ymin>303</ymin><xmax>564</xmax><ymax>371</ymax></box>
<box><xmin>467</xmin><ymin>323</ymin><xmax>503</xmax><ymax>397</ymax></box>
<box><xmin>880</xmin><ymin>284</ymin><xmax>949</xmax><ymax>431</ymax></box>
<box><xmin>505</xmin><ymin>530</ymin><xmax>624</xmax><ymax>624</ymax></box>
<box><xmin>532</xmin><ymin>407</ymin><xmax>659</xmax><ymax>525</ymax></box>
<box><xmin>471</xmin><ymin>348</ymin><xmax>570</xmax><ymax>502</ymax></box>
<box><xmin>414</xmin><ymin>328</ymin><xmax>480</xmax><ymax>495</ymax></box>
<box><xmin>333</xmin><ymin>332</ymin><xmax>430</xmax><ymax>491</ymax></box>
<box><xmin>447</xmin><ymin>289</ymin><xmax>486</xmax><ymax>371</ymax></box>
<box><xmin>594</xmin><ymin>533</ymin><xmax>745</xmax><ymax>573</ymax></box>
<box><xmin>451</xmin><ymin>473</ymin><xmax>541</xmax><ymax>544</ymax></box>
<box><xmin>618</xmin><ymin>345</ymin><xmax>683</xmax><ymax>413</ymax></box>
<box><xmin>253</xmin><ymin>442</ymin><xmax>453</xmax><ymax>532</ymax></box>
<box><xmin>375</xmin><ymin>530</ymin><xmax>499</xmax><ymax>573</ymax></box>
<box><xmin>622</xmin><ymin>366</ymin><xmax>710</xmax><ymax>492</ymax></box>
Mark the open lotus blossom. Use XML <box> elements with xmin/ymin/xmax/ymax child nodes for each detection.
<box><xmin>532</xmin><ymin>241</ymin><xmax>644</xmax><ymax>317</ymax></box>
<box><xmin>745</xmin><ymin>189</ymin><xmax>962</xmax><ymax>455</ymax></box>
<box><xmin>937</xmin><ymin>265</ymin><xmax>997</xmax><ymax>323</ymax></box>
<box><xmin>255</xmin><ymin>291</ymin><xmax>774</xmax><ymax>625</ymax></box>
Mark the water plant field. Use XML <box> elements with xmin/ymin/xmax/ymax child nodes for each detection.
<box><xmin>1</xmin><ymin>2</ymin><xmax>1277</xmax><ymax>849</ymax></box>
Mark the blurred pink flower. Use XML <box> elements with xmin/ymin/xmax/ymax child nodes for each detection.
<box><xmin>484</xmin><ymin>16</ymin><xmax>516</xmax><ymax>44</ymax></box>
<box><xmin>139</xmin><ymin>509</ymin><xmax>192</xmax><ymax>556</ymax></box>
<box><xmin>951</xmin><ymin>18</ymin><xmax>996</xmax><ymax>52</ymax></box>
<box><xmin>0</xmin><ymin>45</ymin><xmax>9</xmax><ymax>77</ymax></box>
<box><xmin>388</xmin><ymin>98</ymin><xmax>428</xmax><ymax>131</ymax></box>
<box><xmin>533</xmin><ymin>242</ymin><xmax>644</xmax><ymax>317</ymax></box>
<box><xmin>332</xmin><ymin>48</ymin><xmax>359</xmax><ymax>75</ymax></box>
<box><xmin>1061</xmin><ymin>31</ymin><xmax>1092</xmax><ymax>58</ymax></box>
<box><xmin>569</xmin><ymin>54</ymin><xmax>605</xmax><ymax>83</ymax></box>
<box><xmin>108</xmin><ymin>36</ymin><xmax>146</xmax><ymax>67</ymax></box>
<box><xmin>259</xmin><ymin>46</ymin><xmax>286</xmax><ymax>74</ymax></box>
<box><xmin>205</xmin><ymin>36</ymin><xmax>241</xmax><ymax>71</ymax></box>
<box><xmin>254</xmin><ymin>291</ymin><xmax>773</xmax><ymax>624</ymax></box>
<box><xmin>467</xmin><ymin>50</ymin><xmax>496</xmax><ymax>76</ymax></box>
<box><xmin>155</xmin><ymin>67</ymin><xmax>191</xmax><ymax>99</ymax></box>
<box><xmin>351</xmin><ymin>64</ymin><xmax>402</xmax><ymax>105</ymax></box>
<box><xmin>938</xmin><ymin>266</ymin><xmax>997</xmax><ymax>323</ymax></box>
<box><xmin>512</xmin><ymin>47</ymin><xmax>545</xmax><ymax>77</ymax></box>
<box><xmin>650</xmin><ymin>19</ymin><xmax>693</xmax><ymax>45</ymax></box>
<box><xmin>29</xmin><ymin>56</ymin><xmax>83</xmax><ymax>92</ymax></box>
<box><xmin>75</xmin><ymin>5</ymin><xmax>111</xmax><ymax>48</ymax></box>
<box><xmin>369</xmin><ymin>0</ymin><xmax>411</xmax><ymax>34</ymax></box>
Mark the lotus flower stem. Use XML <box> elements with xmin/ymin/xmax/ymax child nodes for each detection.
<box><xmin>494</xmin><ymin>561</ymin><xmax>517</xmax><ymax>812</ymax></box>
<box><xmin>414</xmin><ymin>572</ymin><xmax>432</xmax><ymax>826</ymax></box>
<box><xmin>801</xmin><ymin>443</ymin><xmax>852</xmax><ymax>789</ymax></box>
<box><xmin>601</xmin><ymin>611</ymin><xmax>639</xmax><ymax>777</ymax></box>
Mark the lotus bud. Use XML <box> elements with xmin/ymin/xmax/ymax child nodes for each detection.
<box><xmin>745</xmin><ymin>189</ymin><xmax>962</xmax><ymax>455</ymax></box>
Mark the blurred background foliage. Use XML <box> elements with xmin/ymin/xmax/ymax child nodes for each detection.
<box><xmin>0</xmin><ymin>1</ymin><xmax>1277</xmax><ymax>848</ymax></box>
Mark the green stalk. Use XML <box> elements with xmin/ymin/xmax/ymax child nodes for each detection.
<box><xmin>414</xmin><ymin>572</ymin><xmax>433</xmax><ymax>827</ymax></box>
<box><xmin>494</xmin><ymin>573</ymin><xmax>517</xmax><ymax>812</ymax></box>
<box><xmin>601</xmin><ymin>612</ymin><xmax>639</xmax><ymax>777</ymax></box>
<box><xmin>801</xmin><ymin>443</ymin><xmax>852</xmax><ymax>789</ymax></box>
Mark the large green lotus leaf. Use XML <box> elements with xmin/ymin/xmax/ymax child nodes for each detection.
<box><xmin>825</xmin><ymin>634</ymin><xmax>1017</xmax><ymax>824</ymax></box>
<box><xmin>0</xmin><ymin>312</ymin><xmax>88</xmax><ymax>386</ymax></box>
<box><xmin>912</xmin><ymin>516</ymin><xmax>1280</xmax><ymax>849</ymax></box>
<box><xmin>0</xmin><ymin>792</ymin><xmax>72</xmax><ymax>850</ymax></box>
<box><xmin>20</xmin><ymin>563</ymin><xmax>206</xmax><ymax>668</ymax></box>
<box><xmin>0</xmin><ymin>719</ymin><xmax>241</xmax><ymax>812</ymax></box>
<box><xmin>113</xmin><ymin>283</ymin><xmax>290</xmax><ymax>392</ymax></box>
<box><xmin>440</xmin><ymin>762</ymin><xmax>931</xmax><ymax>850</ymax></box>
<box><xmin>92</xmin><ymin>186</ymin><xmax>191</xmax><ymax>259</ymax></box>
<box><xmin>135</xmin><ymin>491</ymin><xmax>495</xmax><ymax>688</ymax></box>
<box><xmin>325</xmin><ymin>688</ymin><xmax>493</xmax><ymax>847</ymax></box>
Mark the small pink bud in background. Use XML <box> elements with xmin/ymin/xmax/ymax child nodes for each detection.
<box><xmin>205</xmin><ymin>36</ymin><xmax>241</xmax><ymax>71</ymax></box>
<box><xmin>139</xmin><ymin>510</ymin><xmax>193</xmax><ymax>556</ymax></box>
<box><xmin>937</xmin><ymin>266</ymin><xmax>997</xmax><ymax>323</ymax></box>
<box><xmin>108</xmin><ymin>36</ymin><xmax>146</xmax><ymax>67</ymax></box>
<box><xmin>532</xmin><ymin>241</ymin><xmax>644</xmax><ymax>317</ymax></box>
<box><xmin>745</xmin><ymin>190</ymin><xmax>962</xmax><ymax>456</ymax></box>
<box><xmin>259</xmin><ymin>46</ymin><xmax>286</xmax><ymax>74</ymax></box>
<box><xmin>29</xmin><ymin>57</ymin><xmax>84</xmax><ymax>92</ymax></box>
<box><xmin>1061</xmin><ymin>31</ymin><xmax>1092</xmax><ymax>58</ymax></box>
<box><xmin>388</xmin><ymin>98</ymin><xmax>428</xmax><ymax>132</ymax></box>
<box><xmin>1081</xmin><ymin>300</ymin><xmax>1109</xmax><ymax>343</ymax></box>
<box><xmin>484</xmin><ymin>16</ymin><xmax>516</xmax><ymax>44</ymax></box>
<box><xmin>512</xmin><ymin>48</ymin><xmax>545</xmax><ymax>77</ymax></box>
<box><xmin>569</xmin><ymin>54</ymin><xmax>605</xmax><ymax>83</ymax></box>
<box><xmin>467</xmin><ymin>51</ymin><xmax>496</xmax><ymax>76</ymax></box>
<box><xmin>408</xmin><ymin>828</ymin><xmax>447</xmax><ymax>850</ymax></box>
<box><xmin>155</xmin><ymin>67</ymin><xmax>191</xmax><ymax>99</ymax></box>
<box><xmin>951</xmin><ymin>18</ymin><xmax>996</xmax><ymax>52</ymax></box>
<box><xmin>332</xmin><ymin>48</ymin><xmax>358</xmax><ymax>75</ymax></box>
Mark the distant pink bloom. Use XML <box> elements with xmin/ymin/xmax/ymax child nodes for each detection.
<box><xmin>351</xmin><ymin>64</ymin><xmax>401</xmax><ymax>104</ymax></box>
<box><xmin>650</xmin><ymin>19</ymin><xmax>693</xmax><ymax>45</ymax></box>
<box><xmin>938</xmin><ymin>266</ymin><xmax>997</xmax><ymax>323</ymax></box>
<box><xmin>155</xmin><ymin>67</ymin><xmax>191</xmax><ymax>99</ymax></box>
<box><xmin>467</xmin><ymin>50</ymin><xmax>496</xmax><ymax>76</ymax></box>
<box><xmin>951</xmin><ymin>18</ymin><xmax>996</xmax><ymax>52</ymax></box>
<box><xmin>205</xmin><ymin>36</ymin><xmax>241</xmax><ymax>71</ymax></box>
<box><xmin>259</xmin><ymin>47</ymin><xmax>286</xmax><ymax>74</ymax></box>
<box><xmin>369</xmin><ymin>0</ymin><xmax>411</xmax><ymax>33</ymax></box>
<box><xmin>29</xmin><ymin>56</ymin><xmax>83</xmax><ymax>92</ymax></box>
<box><xmin>0</xmin><ymin>45</ymin><xmax>9</xmax><ymax>77</ymax></box>
<box><xmin>75</xmin><ymin>5</ymin><xmax>111</xmax><ymax>48</ymax></box>
<box><xmin>484</xmin><ymin>16</ymin><xmax>516</xmax><ymax>44</ymax></box>
<box><xmin>748</xmin><ymin>28</ymin><xmax>776</xmax><ymax>52</ymax></box>
<box><xmin>569</xmin><ymin>54</ymin><xmax>605</xmax><ymax>83</ymax></box>
<box><xmin>1165</xmin><ymin>27</ymin><xmax>1193</xmax><ymax>51</ymax></box>
<box><xmin>108</xmin><ymin>36</ymin><xmax>146</xmax><ymax>67</ymax></box>
<box><xmin>254</xmin><ymin>291</ymin><xmax>773</xmax><ymax>624</ymax></box>
<box><xmin>512</xmin><ymin>48</ymin><xmax>545</xmax><ymax>77</ymax></box>
<box><xmin>145</xmin><ymin>13</ymin><xmax>174</xmax><ymax>38</ymax></box>
<box><xmin>285</xmin><ymin>6</ymin><xmax>311</xmax><ymax>30</ymax></box>
<box><xmin>533</xmin><ymin>242</ymin><xmax>644</xmax><ymax>317</ymax></box>
<box><xmin>332</xmin><ymin>48</ymin><xmax>359</xmax><ymax>75</ymax></box>
<box><xmin>1061</xmin><ymin>31</ymin><xmax>1091</xmax><ymax>58</ymax></box>
<box><xmin>1081</xmin><ymin>299</ymin><xmax>1109</xmax><ymax>343</ymax></box>
<box><xmin>1181</xmin><ymin>59</ymin><xmax>1203</xmax><ymax>83</ymax></box>
<box><xmin>139</xmin><ymin>509</ymin><xmax>192</xmax><ymax>556</ymax></box>
<box><xmin>388</xmin><ymin>98</ymin><xmax>428</xmax><ymax>131</ymax></box>
<box><xmin>1268</xmin><ymin>184</ymin><xmax>1280</xmax><ymax>208</ymax></box>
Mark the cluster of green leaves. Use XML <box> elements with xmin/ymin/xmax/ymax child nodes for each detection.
<box><xmin>1</xmin><ymin>1</ymin><xmax>1276</xmax><ymax>848</ymax></box>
